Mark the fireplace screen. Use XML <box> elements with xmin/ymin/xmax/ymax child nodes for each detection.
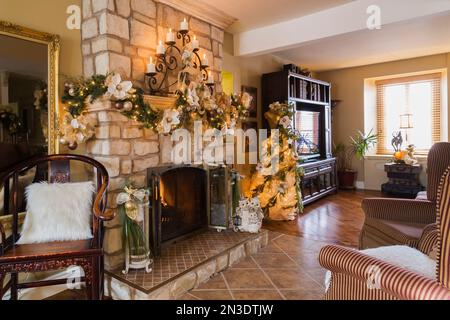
<box><xmin>149</xmin><ymin>166</ymin><xmax>208</xmax><ymax>255</ymax></box>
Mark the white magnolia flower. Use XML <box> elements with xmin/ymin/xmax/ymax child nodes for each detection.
<box><xmin>279</xmin><ymin>116</ymin><xmax>291</xmax><ymax>128</ymax></box>
<box><xmin>70</xmin><ymin>118</ymin><xmax>79</xmax><ymax>129</ymax></box>
<box><xmin>181</xmin><ymin>50</ymin><xmax>193</xmax><ymax>66</ymax></box>
<box><xmin>76</xmin><ymin>132</ymin><xmax>86</xmax><ymax>143</ymax></box>
<box><xmin>161</xmin><ymin>109</ymin><xmax>180</xmax><ymax>134</ymax></box>
<box><xmin>133</xmin><ymin>189</ymin><xmax>148</xmax><ymax>202</ymax></box>
<box><xmin>186</xmin><ymin>88</ymin><xmax>199</xmax><ymax>106</ymax></box>
<box><xmin>107</xmin><ymin>74</ymin><xmax>133</xmax><ymax>100</ymax></box>
<box><xmin>116</xmin><ymin>192</ymin><xmax>131</xmax><ymax>205</ymax></box>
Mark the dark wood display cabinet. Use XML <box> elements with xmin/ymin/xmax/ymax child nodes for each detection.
<box><xmin>262</xmin><ymin>67</ymin><xmax>337</xmax><ymax>205</ymax></box>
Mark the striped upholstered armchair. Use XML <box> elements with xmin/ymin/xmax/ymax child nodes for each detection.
<box><xmin>318</xmin><ymin>167</ymin><xmax>450</xmax><ymax>300</ymax></box>
<box><xmin>360</xmin><ymin>142</ymin><xmax>450</xmax><ymax>249</ymax></box>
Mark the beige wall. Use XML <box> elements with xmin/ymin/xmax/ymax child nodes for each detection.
<box><xmin>318</xmin><ymin>53</ymin><xmax>450</xmax><ymax>190</ymax></box>
<box><xmin>222</xmin><ymin>33</ymin><xmax>287</xmax><ymax>186</ymax></box>
<box><xmin>0</xmin><ymin>0</ymin><xmax>83</xmax><ymax>78</ymax></box>
<box><xmin>223</xmin><ymin>32</ymin><xmax>287</xmax><ymax>128</ymax></box>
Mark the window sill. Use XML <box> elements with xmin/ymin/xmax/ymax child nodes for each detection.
<box><xmin>365</xmin><ymin>154</ymin><xmax>428</xmax><ymax>161</ymax></box>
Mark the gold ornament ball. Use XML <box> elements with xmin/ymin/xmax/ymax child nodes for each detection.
<box><xmin>68</xmin><ymin>141</ymin><xmax>78</xmax><ymax>150</ymax></box>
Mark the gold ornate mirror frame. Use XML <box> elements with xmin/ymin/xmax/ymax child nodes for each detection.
<box><xmin>0</xmin><ymin>20</ymin><xmax>60</xmax><ymax>154</ymax></box>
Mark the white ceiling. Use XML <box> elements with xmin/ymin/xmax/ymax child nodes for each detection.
<box><xmin>203</xmin><ymin>0</ymin><xmax>354</xmax><ymax>33</ymax></box>
<box><xmin>273</xmin><ymin>12</ymin><xmax>450</xmax><ymax>71</ymax></box>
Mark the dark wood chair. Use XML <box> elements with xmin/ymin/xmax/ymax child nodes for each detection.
<box><xmin>0</xmin><ymin>154</ymin><xmax>114</xmax><ymax>300</ymax></box>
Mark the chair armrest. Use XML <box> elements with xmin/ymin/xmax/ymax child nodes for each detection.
<box><xmin>93</xmin><ymin>177</ymin><xmax>115</xmax><ymax>221</ymax></box>
<box><xmin>319</xmin><ymin>245</ymin><xmax>450</xmax><ymax>300</ymax></box>
<box><xmin>362</xmin><ymin>198</ymin><xmax>436</xmax><ymax>224</ymax></box>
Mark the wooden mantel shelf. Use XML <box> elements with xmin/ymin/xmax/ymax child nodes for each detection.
<box><xmin>143</xmin><ymin>94</ymin><xmax>177</xmax><ymax>110</ymax></box>
<box><xmin>85</xmin><ymin>95</ymin><xmax>177</xmax><ymax>112</ymax></box>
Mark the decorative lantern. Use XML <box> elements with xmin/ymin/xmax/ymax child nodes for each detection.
<box><xmin>117</xmin><ymin>186</ymin><xmax>153</xmax><ymax>274</ymax></box>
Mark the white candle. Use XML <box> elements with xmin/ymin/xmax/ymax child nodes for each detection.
<box><xmin>207</xmin><ymin>71</ymin><xmax>214</xmax><ymax>84</ymax></box>
<box><xmin>192</xmin><ymin>35</ymin><xmax>199</xmax><ymax>50</ymax></box>
<box><xmin>157</xmin><ymin>41</ymin><xmax>165</xmax><ymax>55</ymax></box>
<box><xmin>147</xmin><ymin>57</ymin><xmax>156</xmax><ymax>73</ymax></box>
<box><xmin>180</xmin><ymin>18</ymin><xmax>189</xmax><ymax>31</ymax></box>
<box><xmin>166</xmin><ymin>28</ymin><xmax>175</xmax><ymax>42</ymax></box>
<box><xmin>202</xmin><ymin>53</ymin><xmax>209</xmax><ymax>66</ymax></box>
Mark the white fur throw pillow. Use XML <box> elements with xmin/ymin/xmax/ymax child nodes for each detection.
<box><xmin>17</xmin><ymin>182</ymin><xmax>95</xmax><ymax>244</ymax></box>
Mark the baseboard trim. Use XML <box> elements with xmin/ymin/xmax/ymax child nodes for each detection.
<box><xmin>355</xmin><ymin>181</ymin><xmax>365</xmax><ymax>190</ymax></box>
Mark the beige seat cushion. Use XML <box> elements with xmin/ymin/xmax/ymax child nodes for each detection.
<box><xmin>364</xmin><ymin>218</ymin><xmax>427</xmax><ymax>248</ymax></box>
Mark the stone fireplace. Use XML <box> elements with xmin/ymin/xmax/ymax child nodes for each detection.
<box><xmin>80</xmin><ymin>0</ymin><xmax>234</xmax><ymax>270</ymax></box>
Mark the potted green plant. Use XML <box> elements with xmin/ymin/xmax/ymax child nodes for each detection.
<box><xmin>334</xmin><ymin>130</ymin><xmax>377</xmax><ymax>189</ymax></box>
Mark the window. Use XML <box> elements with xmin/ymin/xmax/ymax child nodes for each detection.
<box><xmin>376</xmin><ymin>72</ymin><xmax>442</xmax><ymax>155</ymax></box>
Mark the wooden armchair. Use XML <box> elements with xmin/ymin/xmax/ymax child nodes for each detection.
<box><xmin>0</xmin><ymin>154</ymin><xmax>114</xmax><ymax>300</ymax></box>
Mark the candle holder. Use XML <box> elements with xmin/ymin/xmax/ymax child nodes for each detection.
<box><xmin>144</xmin><ymin>27</ymin><xmax>211</xmax><ymax>96</ymax></box>
<box><xmin>206</xmin><ymin>82</ymin><xmax>215</xmax><ymax>95</ymax></box>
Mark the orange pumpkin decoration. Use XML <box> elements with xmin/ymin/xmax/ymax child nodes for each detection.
<box><xmin>394</xmin><ymin>150</ymin><xmax>408</xmax><ymax>161</ymax></box>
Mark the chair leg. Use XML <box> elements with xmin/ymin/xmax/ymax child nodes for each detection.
<box><xmin>91</xmin><ymin>257</ymin><xmax>100</xmax><ymax>300</ymax></box>
<box><xmin>10</xmin><ymin>273</ymin><xmax>18</xmax><ymax>300</ymax></box>
<box><xmin>99</xmin><ymin>255</ymin><xmax>105</xmax><ymax>300</ymax></box>
<box><xmin>0</xmin><ymin>273</ymin><xmax>5</xmax><ymax>299</ymax></box>
<box><xmin>85</xmin><ymin>258</ymin><xmax>100</xmax><ymax>300</ymax></box>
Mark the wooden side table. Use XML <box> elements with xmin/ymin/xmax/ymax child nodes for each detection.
<box><xmin>381</xmin><ymin>163</ymin><xmax>424</xmax><ymax>198</ymax></box>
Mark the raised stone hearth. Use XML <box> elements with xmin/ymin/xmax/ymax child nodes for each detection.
<box><xmin>104</xmin><ymin>229</ymin><xmax>268</xmax><ymax>300</ymax></box>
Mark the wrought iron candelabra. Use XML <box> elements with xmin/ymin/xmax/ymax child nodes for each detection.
<box><xmin>145</xmin><ymin>29</ymin><xmax>213</xmax><ymax>96</ymax></box>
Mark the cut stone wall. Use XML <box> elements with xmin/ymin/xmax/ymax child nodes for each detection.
<box><xmin>81</xmin><ymin>0</ymin><xmax>225</xmax><ymax>270</ymax></box>
<box><xmin>81</xmin><ymin>0</ymin><xmax>224</xmax><ymax>90</ymax></box>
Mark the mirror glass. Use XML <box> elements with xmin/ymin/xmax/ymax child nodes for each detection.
<box><xmin>0</xmin><ymin>34</ymin><xmax>48</xmax><ymax>170</ymax></box>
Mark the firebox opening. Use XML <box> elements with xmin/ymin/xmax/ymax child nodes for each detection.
<box><xmin>158</xmin><ymin>167</ymin><xmax>208</xmax><ymax>244</ymax></box>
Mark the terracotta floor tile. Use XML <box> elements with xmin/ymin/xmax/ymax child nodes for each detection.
<box><xmin>178</xmin><ymin>292</ymin><xmax>201</xmax><ymax>300</ymax></box>
<box><xmin>196</xmin><ymin>274</ymin><xmax>228</xmax><ymax>290</ymax></box>
<box><xmin>272</xmin><ymin>235</ymin><xmax>321</xmax><ymax>254</ymax></box>
<box><xmin>265</xmin><ymin>268</ymin><xmax>320</xmax><ymax>289</ymax></box>
<box><xmin>287</xmin><ymin>252</ymin><xmax>322</xmax><ymax>270</ymax></box>
<box><xmin>252</xmin><ymin>253</ymin><xmax>298</xmax><ymax>269</ymax></box>
<box><xmin>281</xmin><ymin>288</ymin><xmax>325</xmax><ymax>300</ymax></box>
<box><xmin>230</xmin><ymin>257</ymin><xmax>259</xmax><ymax>269</ymax></box>
<box><xmin>223</xmin><ymin>269</ymin><xmax>274</xmax><ymax>290</ymax></box>
<box><xmin>303</xmin><ymin>267</ymin><xmax>327</xmax><ymax>287</ymax></box>
<box><xmin>258</xmin><ymin>242</ymin><xmax>284</xmax><ymax>254</ymax></box>
<box><xmin>267</xmin><ymin>230</ymin><xmax>284</xmax><ymax>241</ymax></box>
<box><xmin>189</xmin><ymin>290</ymin><xmax>233</xmax><ymax>300</ymax></box>
<box><xmin>231</xmin><ymin>290</ymin><xmax>284</xmax><ymax>300</ymax></box>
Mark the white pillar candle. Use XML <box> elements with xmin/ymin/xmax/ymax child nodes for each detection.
<box><xmin>180</xmin><ymin>18</ymin><xmax>189</xmax><ymax>31</ymax></box>
<box><xmin>166</xmin><ymin>28</ymin><xmax>175</xmax><ymax>42</ymax></box>
<box><xmin>201</xmin><ymin>53</ymin><xmax>209</xmax><ymax>66</ymax></box>
<box><xmin>157</xmin><ymin>41</ymin><xmax>165</xmax><ymax>55</ymax></box>
<box><xmin>192</xmin><ymin>35</ymin><xmax>199</xmax><ymax>50</ymax></box>
<box><xmin>147</xmin><ymin>57</ymin><xmax>156</xmax><ymax>73</ymax></box>
<box><xmin>207</xmin><ymin>71</ymin><xmax>214</xmax><ymax>84</ymax></box>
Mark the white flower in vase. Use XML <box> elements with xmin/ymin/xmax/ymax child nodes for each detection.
<box><xmin>161</xmin><ymin>109</ymin><xmax>180</xmax><ymax>134</ymax></box>
<box><xmin>106</xmin><ymin>73</ymin><xmax>133</xmax><ymax>100</ymax></box>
